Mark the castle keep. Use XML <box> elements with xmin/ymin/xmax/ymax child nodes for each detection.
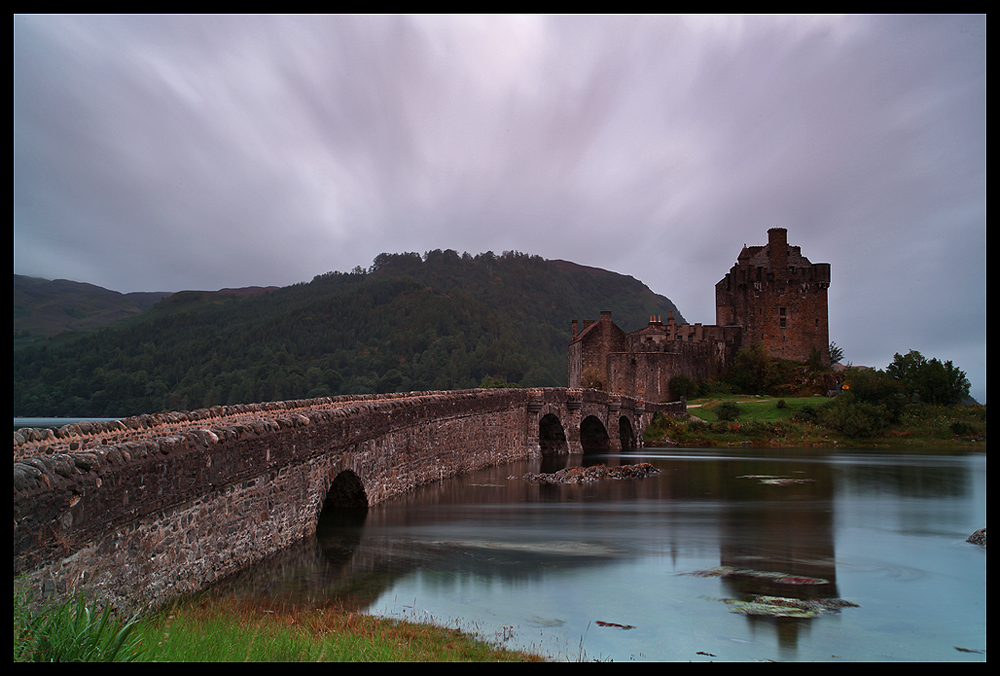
<box><xmin>569</xmin><ymin>228</ymin><xmax>831</xmax><ymax>401</ymax></box>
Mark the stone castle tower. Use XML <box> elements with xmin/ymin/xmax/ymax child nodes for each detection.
<box><xmin>569</xmin><ymin>228</ymin><xmax>830</xmax><ymax>401</ymax></box>
<box><xmin>715</xmin><ymin>227</ymin><xmax>831</xmax><ymax>365</ymax></box>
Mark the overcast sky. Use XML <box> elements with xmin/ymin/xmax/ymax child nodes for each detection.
<box><xmin>14</xmin><ymin>14</ymin><xmax>986</xmax><ymax>402</ymax></box>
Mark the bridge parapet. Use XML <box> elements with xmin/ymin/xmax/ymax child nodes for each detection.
<box><xmin>13</xmin><ymin>389</ymin><xmax>509</xmax><ymax>461</ymax></box>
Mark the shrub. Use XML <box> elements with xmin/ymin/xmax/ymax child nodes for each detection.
<box><xmin>742</xmin><ymin>420</ymin><xmax>773</xmax><ymax>436</ymax></box>
<box><xmin>579</xmin><ymin>366</ymin><xmax>604</xmax><ymax>390</ymax></box>
<box><xmin>716</xmin><ymin>401</ymin><xmax>741</xmax><ymax>421</ymax></box>
<box><xmin>669</xmin><ymin>374</ymin><xmax>699</xmax><ymax>400</ymax></box>
<box><xmin>817</xmin><ymin>397</ymin><xmax>896</xmax><ymax>438</ymax></box>
<box><xmin>644</xmin><ymin>411</ymin><xmax>682</xmax><ymax>442</ymax></box>
<box><xmin>794</xmin><ymin>404</ymin><xmax>819</xmax><ymax>423</ymax></box>
<box><xmin>949</xmin><ymin>420</ymin><xmax>982</xmax><ymax>437</ymax></box>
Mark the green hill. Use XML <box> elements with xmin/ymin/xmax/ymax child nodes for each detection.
<box><xmin>13</xmin><ymin>250</ymin><xmax>683</xmax><ymax>418</ymax></box>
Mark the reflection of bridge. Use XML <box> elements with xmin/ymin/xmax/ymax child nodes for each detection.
<box><xmin>13</xmin><ymin>388</ymin><xmax>684</xmax><ymax>611</ymax></box>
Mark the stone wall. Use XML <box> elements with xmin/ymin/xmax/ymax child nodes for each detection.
<box><xmin>568</xmin><ymin>311</ymin><xmax>627</xmax><ymax>390</ymax></box>
<box><xmin>608</xmin><ymin>346</ymin><xmax>720</xmax><ymax>402</ymax></box>
<box><xmin>13</xmin><ymin>387</ymin><xmax>679</xmax><ymax>614</ymax></box>
<box><xmin>13</xmin><ymin>389</ymin><xmax>529</xmax><ymax>613</ymax></box>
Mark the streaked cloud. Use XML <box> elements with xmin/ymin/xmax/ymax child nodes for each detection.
<box><xmin>14</xmin><ymin>14</ymin><xmax>985</xmax><ymax>401</ymax></box>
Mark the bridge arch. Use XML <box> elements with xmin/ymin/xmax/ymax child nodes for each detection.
<box><xmin>580</xmin><ymin>415</ymin><xmax>610</xmax><ymax>454</ymax></box>
<box><xmin>317</xmin><ymin>469</ymin><xmax>369</xmax><ymax>541</ymax></box>
<box><xmin>321</xmin><ymin>469</ymin><xmax>369</xmax><ymax>512</ymax></box>
<box><xmin>618</xmin><ymin>415</ymin><xmax>637</xmax><ymax>451</ymax></box>
<box><xmin>538</xmin><ymin>413</ymin><xmax>568</xmax><ymax>454</ymax></box>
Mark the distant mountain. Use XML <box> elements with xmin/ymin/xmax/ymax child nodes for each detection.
<box><xmin>13</xmin><ymin>251</ymin><xmax>684</xmax><ymax>418</ymax></box>
<box><xmin>13</xmin><ymin>275</ymin><xmax>282</xmax><ymax>344</ymax></box>
<box><xmin>14</xmin><ymin>275</ymin><xmax>173</xmax><ymax>341</ymax></box>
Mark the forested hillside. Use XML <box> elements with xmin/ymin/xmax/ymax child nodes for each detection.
<box><xmin>14</xmin><ymin>250</ymin><xmax>683</xmax><ymax>418</ymax></box>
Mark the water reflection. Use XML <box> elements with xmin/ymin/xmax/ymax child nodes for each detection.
<box><xmin>206</xmin><ymin>448</ymin><xmax>985</xmax><ymax>661</ymax></box>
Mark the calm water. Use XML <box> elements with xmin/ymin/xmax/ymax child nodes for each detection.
<box><xmin>202</xmin><ymin>448</ymin><xmax>986</xmax><ymax>661</ymax></box>
<box><xmin>14</xmin><ymin>417</ymin><xmax>122</xmax><ymax>431</ymax></box>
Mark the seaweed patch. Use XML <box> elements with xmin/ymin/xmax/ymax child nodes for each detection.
<box><xmin>683</xmin><ymin>566</ymin><xmax>829</xmax><ymax>585</ymax></box>
<box><xmin>736</xmin><ymin>474</ymin><xmax>815</xmax><ymax>485</ymax></box>
<box><xmin>721</xmin><ymin>595</ymin><xmax>859</xmax><ymax>618</ymax></box>
<box><xmin>595</xmin><ymin>620</ymin><xmax>635</xmax><ymax>630</ymax></box>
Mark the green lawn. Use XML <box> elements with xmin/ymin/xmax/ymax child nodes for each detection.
<box><xmin>686</xmin><ymin>395</ymin><xmax>825</xmax><ymax>423</ymax></box>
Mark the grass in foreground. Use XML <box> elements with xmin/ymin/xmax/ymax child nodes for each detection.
<box><xmin>14</xmin><ymin>581</ymin><xmax>544</xmax><ymax>662</ymax></box>
<box><xmin>15</xmin><ymin>590</ymin><xmax>547</xmax><ymax>662</ymax></box>
<box><xmin>132</xmin><ymin>597</ymin><xmax>546</xmax><ymax>662</ymax></box>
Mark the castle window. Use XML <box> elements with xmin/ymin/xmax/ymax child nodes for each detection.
<box><xmin>779</xmin><ymin>307</ymin><xmax>786</xmax><ymax>328</ymax></box>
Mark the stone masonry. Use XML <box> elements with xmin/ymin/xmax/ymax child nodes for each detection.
<box><xmin>13</xmin><ymin>387</ymin><xmax>684</xmax><ymax>613</ymax></box>
<box><xmin>570</xmin><ymin>228</ymin><xmax>830</xmax><ymax>401</ymax></box>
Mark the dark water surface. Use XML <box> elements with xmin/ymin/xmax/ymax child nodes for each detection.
<box><xmin>208</xmin><ymin>447</ymin><xmax>986</xmax><ymax>662</ymax></box>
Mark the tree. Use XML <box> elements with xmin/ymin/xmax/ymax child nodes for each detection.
<box><xmin>829</xmin><ymin>342</ymin><xmax>844</xmax><ymax>364</ymax></box>
<box><xmin>726</xmin><ymin>344</ymin><xmax>774</xmax><ymax>394</ymax></box>
<box><xmin>479</xmin><ymin>375</ymin><xmax>520</xmax><ymax>389</ymax></box>
<box><xmin>885</xmin><ymin>350</ymin><xmax>926</xmax><ymax>394</ymax></box>
<box><xmin>886</xmin><ymin>350</ymin><xmax>970</xmax><ymax>406</ymax></box>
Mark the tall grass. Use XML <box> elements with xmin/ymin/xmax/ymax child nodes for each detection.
<box><xmin>14</xmin><ymin>586</ymin><xmax>147</xmax><ymax>662</ymax></box>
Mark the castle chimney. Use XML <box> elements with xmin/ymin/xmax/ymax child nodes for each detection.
<box><xmin>572</xmin><ymin>319</ymin><xmax>578</xmax><ymax>339</ymax></box>
<box><xmin>768</xmin><ymin>227</ymin><xmax>788</xmax><ymax>271</ymax></box>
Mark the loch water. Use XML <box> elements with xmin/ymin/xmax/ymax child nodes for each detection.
<box><xmin>206</xmin><ymin>447</ymin><xmax>985</xmax><ymax>662</ymax></box>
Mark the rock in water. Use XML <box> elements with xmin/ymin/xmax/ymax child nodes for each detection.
<box><xmin>966</xmin><ymin>528</ymin><xmax>986</xmax><ymax>546</ymax></box>
<box><xmin>517</xmin><ymin>462</ymin><xmax>660</xmax><ymax>484</ymax></box>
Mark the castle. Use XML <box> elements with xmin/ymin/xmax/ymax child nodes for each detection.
<box><xmin>569</xmin><ymin>228</ymin><xmax>831</xmax><ymax>401</ymax></box>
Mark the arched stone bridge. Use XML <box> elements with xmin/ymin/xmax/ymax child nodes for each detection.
<box><xmin>13</xmin><ymin>387</ymin><xmax>685</xmax><ymax>612</ymax></box>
